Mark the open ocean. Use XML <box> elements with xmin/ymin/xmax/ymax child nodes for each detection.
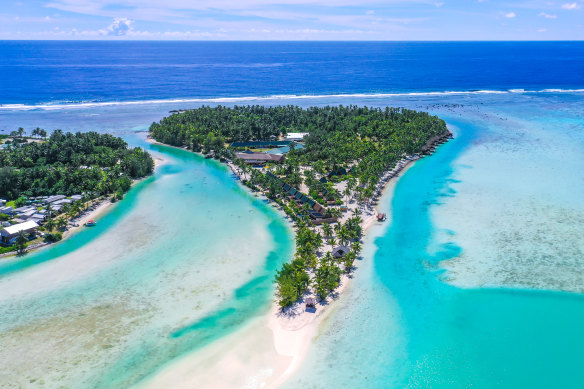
<box><xmin>1</xmin><ymin>41</ymin><xmax>584</xmax><ymax>107</ymax></box>
<box><xmin>1</xmin><ymin>41</ymin><xmax>584</xmax><ymax>388</ymax></box>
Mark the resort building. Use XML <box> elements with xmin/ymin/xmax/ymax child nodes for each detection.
<box><xmin>235</xmin><ymin>152</ymin><xmax>285</xmax><ymax>165</ymax></box>
<box><xmin>17</xmin><ymin>209</ymin><xmax>37</xmax><ymax>220</ymax></box>
<box><xmin>51</xmin><ymin>199</ymin><xmax>72</xmax><ymax>207</ymax></box>
<box><xmin>30</xmin><ymin>214</ymin><xmax>46</xmax><ymax>225</ymax></box>
<box><xmin>43</xmin><ymin>195</ymin><xmax>66</xmax><ymax>204</ymax></box>
<box><xmin>285</xmin><ymin>132</ymin><xmax>309</xmax><ymax>141</ymax></box>
<box><xmin>332</xmin><ymin>245</ymin><xmax>350</xmax><ymax>258</ymax></box>
<box><xmin>0</xmin><ymin>220</ymin><xmax>39</xmax><ymax>245</ymax></box>
<box><xmin>0</xmin><ymin>206</ymin><xmax>13</xmax><ymax>215</ymax></box>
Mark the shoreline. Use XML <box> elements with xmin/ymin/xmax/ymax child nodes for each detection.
<box><xmin>141</xmin><ymin>128</ymin><xmax>447</xmax><ymax>388</ymax></box>
<box><xmin>0</xmin><ymin>154</ymin><xmax>166</xmax><ymax>260</ymax></box>
<box><xmin>264</xmin><ymin>159</ymin><xmax>418</xmax><ymax>388</ymax></box>
<box><xmin>139</xmin><ymin>159</ymin><xmax>418</xmax><ymax>389</ymax></box>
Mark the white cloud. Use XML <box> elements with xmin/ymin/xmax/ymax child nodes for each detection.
<box><xmin>538</xmin><ymin>12</ymin><xmax>557</xmax><ymax>19</ymax></box>
<box><xmin>504</xmin><ymin>12</ymin><xmax>516</xmax><ymax>18</ymax></box>
<box><xmin>365</xmin><ymin>10</ymin><xmax>375</xmax><ymax>15</ymax></box>
<box><xmin>104</xmin><ymin>17</ymin><xmax>133</xmax><ymax>36</ymax></box>
<box><xmin>538</xmin><ymin>28</ymin><xmax>547</xmax><ymax>32</ymax></box>
<box><xmin>561</xmin><ymin>3</ymin><xmax>580</xmax><ymax>10</ymax></box>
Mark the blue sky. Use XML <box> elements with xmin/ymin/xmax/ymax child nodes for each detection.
<box><xmin>1</xmin><ymin>0</ymin><xmax>583</xmax><ymax>40</ymax></box>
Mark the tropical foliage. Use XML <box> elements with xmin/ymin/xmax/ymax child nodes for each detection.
<box><xmin>0</xmin><ymin>130</ymin><xmax>154</xmax><ymax>200</ymax></box>
<box><xmin>150</xmin><ymin>105</ymin><xmax>449</xmax><ymax>308</ymax></box>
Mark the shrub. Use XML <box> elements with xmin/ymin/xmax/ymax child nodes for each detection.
<box><xmin>44</xmin><ymin>232</ymin><xmax>63</xmax><ymax>243</ymax></box>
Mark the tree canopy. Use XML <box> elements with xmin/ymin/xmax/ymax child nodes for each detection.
<box><xmin>150</xmin><ymin>105</ymin><xmax>450</xmax><ymax>309</ymax></box>
<box><xmin>0</xmin><ymin>130</ymin><xmax>154</xmax><ymax>200</ymax></box>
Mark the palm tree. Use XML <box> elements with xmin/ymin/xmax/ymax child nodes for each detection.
<box><xmin>15</xmin><ymin>230</ymin><xmax>28</xmax><ymax>255</ymax></box>
<box><xmin>82</xmin><ymin>194</ymin><xmax>91</xmax><ymax>211</ymax></box>
<box><xmin>45</xmin><ymin>218</ymin><xmax>56</xmax><ymax>232</ymax></box>
<box><xmin>17</xmin><ymin>127</ymin><xmax>25</xmax><ymax>139</ymax></box>
<box><xmin>342</xmin><ymin>251</ymin><xmax>357</xmax><ymax>273</ymax></box>
<box><xmin>330</xmin><ymin>207</ymin><xmax>342</xmax><ymax>219</ymax></box>
<box><xmin>351</xmin><ymin>241</ymin><xmax>362</xmax><ymax>254</ymax></box>
<box><xmin>343</xmin><ymin>187</ymin><xmax>351</xmax><ymax>207</ymax></box>
<box><xmin>322</xmin><ymin>223</ymin><xmax>333</xmax><ymax>242</ymax></box>
<box><xmin>45</xmin><ymin>203</ymin><xmax>53</xmax><ymax>219</ymax></box>
<box><xmin>333</xmin><ymin>222</ymin><xmax>341</xmax><ymax>236</ymax></box>
<box><xmin>56</xmin><ymin>217</ymin><xmax>68</xmax><ymax>231</ymax></box>
<box><xmin>338</xmin><ymin>226</ymin><xmax>351</xmax><ymax>246</ymax></box>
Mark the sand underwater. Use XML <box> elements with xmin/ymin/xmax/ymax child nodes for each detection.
<box><xmin>0</xmin><ymin>90</ymin><xmax>583</xmax><ymax>388</ymax></box>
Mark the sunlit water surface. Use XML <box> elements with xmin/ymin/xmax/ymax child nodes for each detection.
<box><xmin>1</xmin><ymin>91</ymin><xmax>583</xmax><ymax>388</ymax></box>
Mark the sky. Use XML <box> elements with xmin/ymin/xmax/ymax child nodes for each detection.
<box><xmin>0</xmin><ymin>0</ymin><xmax>583</xmax><ymax>40</ymax></box>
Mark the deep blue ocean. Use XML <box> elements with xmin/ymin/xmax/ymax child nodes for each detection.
<box><xmin>1</xmin><ymin>41</ymin><xmax>584</xmax><ymax>105</ymax></box>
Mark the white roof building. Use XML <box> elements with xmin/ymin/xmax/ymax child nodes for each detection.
<box><xmin>17</xmin><ymin>209</ymin><xmax>37</xmax><ymax>219</ymax></box>
<box><xmin>1</xmin><ymin>220</ymin><xmax>39</xmax><ymax>237</ymax></box>
<box><xmin>285</xmin><ymin>132</ymin><xmax>309</xmax><ymax>141</ymax></box>
<box><xmin>44</xmin><ymin>195</ymin><xmax>66</xmax><ymax>204</ymax></box>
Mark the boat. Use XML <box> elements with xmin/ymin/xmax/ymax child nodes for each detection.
<box><xmin>85</xmin><ymin>220</ymin><xmax>97</xmax><ymax>227</ymax></box>
<box><xmin>377</xmin><ymin>213</ymin><xmax>386</xmax><ymax>222</ymax></box>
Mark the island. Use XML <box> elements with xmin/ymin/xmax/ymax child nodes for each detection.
<box><xmin>0</xmin><ymin>130</ymin><xmax>154</xmax><ymax>256</ymax></box>
<box><xmin>149</xmin><ymin>105</ymin><xmax>452</xmax><ymax>309</ymax></box>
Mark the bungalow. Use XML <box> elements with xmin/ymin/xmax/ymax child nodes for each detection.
<box><xmin>43</xmin><ymin>195</ymin><xmax>66</xmax><ymax>204</ymax></box>
<box><xmin>0</xmin><ymin>220</ymin><xmax>39</xmax><ymax>245</ymax></box>
<box><xmin>17</xmin><ymin>209</ymin><xmax>37</xmax><ymax>220</ymax></box>
<box><xmin>13</xmin><ymin>206</ymin><xmax>35</xmax><ymax>214</ymax></box>
<box><xmin>31</xmin><ymin>213</ymin><xmax>46</xmax><ymax>221</ymax></box>
<box><xmin>332</xmin><ymin>245</ymin><xmax>350</xmax><ymax>259</ymax></box>
<box><xmin>70</xmin><ymin>194</ymin><xmax>83</xmax><ymax>201</ymax></box>
<box><xmin>235</xmin><ymin>152</ymin><xmax>285</xmax><ymax>165</ymax></box>
<box><xmin>0</xmin><ymin>206</ymin><xmax>13</xmax><ymax>215</ymax></box>
<box><xmin>52</xmin><ymin>199</ymin><xmax>72</xmax><ymax>206</ymax></box>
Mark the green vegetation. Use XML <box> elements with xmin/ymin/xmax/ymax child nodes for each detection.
<box><xmin>15</xmin><ymin>230</ymin><xmax>28</xmax><ymax>255</ymax></box>
<box><xmin>0</xmin><ymin>130</ymin><xmax>154</xmax><ymax>200</ymax></box>
<box><xmin>150</xmin><ymin>105</ymin><xmax>450</xmax><ymax>309</ymax></box>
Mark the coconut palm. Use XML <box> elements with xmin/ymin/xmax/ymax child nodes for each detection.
<box><xmin>44</xmin><ymin>218</ymin><xmax>56</xmax><ymax>232</ymax></box>
<box><xmin>343</xmin><ymin>187</ymin><xmax>352</xmax><ymax>207</ymax></box>
<box><xmin>56</xmin><ymin>217</ymin><xmax>68</xmax><ymax>230</ymax></box>
<box><xmin>15</xmin><ymin>230</ymin><xmax>28</xmax><ymax>255</ymax></box>
<box><xmin>322</xmin><ymin>223</ymin><xmax>333</xmax><ymax>242</ymax></box>
<box><xmin>338</xmin><ymin>226</ymin><xmax>352</xmax><ymax>246</ymax></box>
<box><xmin>45</xmin><ymin>203</ymin><xmax>53</xmax><ymax>219</ymax></box>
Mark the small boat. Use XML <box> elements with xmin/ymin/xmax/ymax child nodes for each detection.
<box><xmin>377</xmin><ymin>213</ymin><xmax>387</xmax><ymax>222</ymax></box>
<box><xmin>85</xmin><ymin>220</ymin><xmax>97</xmax><ymax>227</ymax></box>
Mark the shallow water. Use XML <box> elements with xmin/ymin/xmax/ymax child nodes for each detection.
<box><xmin>0</xmin><ymin>136</ymin><xmax>294</xmax><ymax>388</ymax></box>
<box><xmin>1</xmin><ymin>91</ymin><xmax>583</xmax><ymax>388</ymax></box>
<box><xmin>284</xmin><ymin>93</ymin><xmax>584</xmax><ymax>388</ymax></box>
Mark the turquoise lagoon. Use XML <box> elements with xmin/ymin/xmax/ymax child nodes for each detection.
<box><xmin>1</xmin><ymin>91</ymin><xmax>583</xmax><ymax>388</ymax></box>
<box><xmin>284</xmin><ymin>93</ymin><xmax>584</xmax><ymax>388</ymax></box>
<box><xmin>0</xmin><ymin>136</ymin><xmax>294</xmax><ymax>388</ymax></box>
